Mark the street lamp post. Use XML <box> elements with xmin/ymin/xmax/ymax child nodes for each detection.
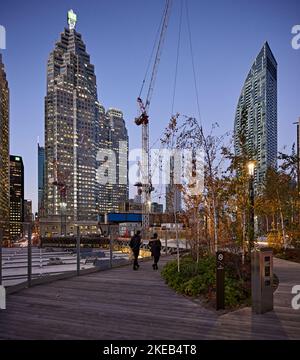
<box><xmin>247</xmin><ymin>161</ymin><xmax>255</xmax><ymax>255</ymax></box>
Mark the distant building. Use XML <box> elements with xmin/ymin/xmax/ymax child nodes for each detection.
<box><xmin>97</xmin><ymin>108</ymin><xmax>129</xmax><ymax>214</ymax></box>
<box><xmin>151</xmin><ymin>202</ymin><xmax>163</xmax><ymax>213</ymax></box>
<box><xmin>119</xmin><ymin>199</ymin><xmax>142</xmax><ymax>214</ymax></box>
<box><xmin>10</xmin><ymin>155</ymin><xmax>24</xmax><ymax>240</ymax></box>
<box><xmin>0</xmin><ymin>54</ymin><xmax>10</xmax><ymax>243</ymax></box>
<box><xmin>234</xmin><ymin>42</ymin><xmax>278</xmax><ymax>186</ymax></box>
<box><xmin>166</xmin><ymin>155</ymin><xmax>181</xmax><ymax>213</ymax></box>
<box><xmin>38</xmin><ymin>144</ymin><xmax>45</xmax><ymax>215</ymax></box>
<box><xmin>134</xmin><ymin>194</ymin><xmax>142</xmax><ymax>204</ymax></box>
<box><xmin>23</xmin><ymin>199</ymin><xmax>33</xmax><ymax>223</ymax></box>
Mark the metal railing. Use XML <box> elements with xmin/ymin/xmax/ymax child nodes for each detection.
<box><xmin>0</xmin><ymin>226</ymin><xmax>189</xmax><ymax>289</ymax></box>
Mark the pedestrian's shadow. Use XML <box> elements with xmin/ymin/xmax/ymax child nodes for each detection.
<box><xmin>250</xmin><ymin>310</ymin><xmax>289</xmax><ymax>339</ymax></box>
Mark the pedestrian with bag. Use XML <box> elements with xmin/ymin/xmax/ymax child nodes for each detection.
<box><xmin>149</xmin><ymin>233</ymin><xmax>162</xmax><ymax>270</ymax></box>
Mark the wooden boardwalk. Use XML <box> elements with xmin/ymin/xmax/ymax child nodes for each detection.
<box><xmin>0</xmin><ymin>257</ymin><xmax>299</xmax><ymax>340</ymax></box>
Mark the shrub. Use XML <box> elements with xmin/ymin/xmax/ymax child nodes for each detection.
<box><xmin>161</xmin><ymin>254</ymin><xmax>251</xmax><ymax>309</ymax></box>
<box><xmin>267</xmin><ymin>230</ymin><xmax>283</xmax><ymax>251</ymax></box>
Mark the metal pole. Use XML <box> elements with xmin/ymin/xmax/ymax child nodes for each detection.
<box><xmin>109</xmin><ymin>230</ymin><xmax>113</xmax><ymax>269</ymax></box>
<box><xmin>0</xmin><ymin>228</ymin><xmax>3</xmax><ymax>286</ymax></box>
<box><xmin>76</xmin><ymin>226</ymin><xmax>80</xmax><ymax>276</ymax></box>
<box><xmin>27</xmin><ymin>223</ymin><xmax>32</xmax><ymax>287</ymax></box>
<box><xmin>297</xmin><ymin>121</ymin><xmax>300</xmax><ymax>225</ymax></box>
<box><xmin>216</xmin><ymin>251</ymin><xmax>225</xmax><ymax>310</ymax></box>
<box><xmin>164</xmin><ymin>231</ymin><xmax>168</xmax><ymax>255</ymax></box>
<box><xmin>248</xmin><ymin>175</ymin><xmax>255</xmax><ymax>254</ymax></box>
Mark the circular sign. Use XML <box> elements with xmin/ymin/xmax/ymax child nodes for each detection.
<box><xmin>218</xmin><ymin>253</ymin><xmax>224</xmax><ymax>261</ymax></box>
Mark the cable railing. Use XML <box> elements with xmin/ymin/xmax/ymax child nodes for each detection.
<box><xmin>0</xmin><ymin>224</ymin><xmax>189</xmax><ymax>289</ymax></box>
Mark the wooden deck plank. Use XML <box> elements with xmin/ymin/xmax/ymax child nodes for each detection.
<box><xmin>0</xmin><ymin>256</ymin><xmax>299</xmax><ymax>340</ymax></box>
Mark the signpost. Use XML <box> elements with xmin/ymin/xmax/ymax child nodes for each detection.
<box><xmin>76</xmin><ymin>226</ymin><xmax>80</xmax><ymax>276</ymax></box>
<box><xmin>216</xmin><ymin>251</ymin><xmax>225</xmax><ymax>310</ymax></box>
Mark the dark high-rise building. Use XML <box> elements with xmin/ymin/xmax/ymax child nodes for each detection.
<box><xmin>45</xmin><ymin>10</ymin><xmax>99</xmax><ymax>223</ymax></box>
<box><xmin>105</xmin><ymin>108</ymin><xmax>128</xmax><ymax>212</ymax></box>
<box><xmin>0</xmin><ymin>54</ymin><xmax>10</xmax><ymax>244</ymax></box>
<box><xmin>96</xmin><ymin>106</ymin><xmax>129</xmax><ymax>214</ymax></box>
<box><xmin>10</xmin><ymin>155</ymin><xmax>24</xmax><ymax>240</ymax></box>
<box><xmin>151</xmin><ymin>202</ymin><xmax>163</xmax><ymax>213</ymax></box>
<box><xmin>234</xmin><ymin>42</ymin><xmax>278</xmax><ymax>186</ymax></box>
<box><xmin>38</xmin><ymin>144</ymin><xmax>45</xmax><ymax>214</ymax></box>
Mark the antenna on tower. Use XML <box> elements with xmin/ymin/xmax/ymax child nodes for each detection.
<box><xmin>68</xmin><ymin>9</ymin><xmax>77</xmax><ymax>30</ymax></box>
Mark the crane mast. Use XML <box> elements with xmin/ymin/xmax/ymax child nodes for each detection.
<box><xmin>135</xmin><ymin>0</ymin><xmax>172</xmax><ymax>237</ymax></box>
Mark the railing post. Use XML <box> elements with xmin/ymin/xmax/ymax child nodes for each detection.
<box><xmin>165</xmin><ymin>231</ymin><xmax>168</xmax><ymax>255</ymax></box>
<box><xmin>27</xmin><ymin>223</ymin><xmax>32</xmax><ymax>287</ymax></box>
<box><xmin>0</xmin><ymin>228</ymin><xmax>3</xmax><ymax>286</ymax></box>
<box><xmin>76</xmin><ymin>226</ymin><xmax>80</xmax><ymax>276</ymax></box>
<box><xmin>109</xmin><ymin>232</ymin><xmax>113</xmax><ymax>268</ymax></box>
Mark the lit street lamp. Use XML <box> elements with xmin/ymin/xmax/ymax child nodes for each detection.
<box><xmin>247</xmin><ymin>161</ymin><xmax>256</xmax><ymax>254</ymax></box>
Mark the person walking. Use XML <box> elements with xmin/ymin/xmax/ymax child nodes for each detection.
<box><xmin>129</xmin><ymin>230</ymin><xmax>142</xmax><ymax>270</ymax></box>
<box><xmin>149</xmin><ymin>233</ymin><xmax>161</xmax><ymax>270</ymax></box>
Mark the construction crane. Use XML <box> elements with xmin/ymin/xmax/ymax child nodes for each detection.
<box><xmin>135</xmin><ymin>0</ymin><xmax>172</xmax><ymax>237</ymax></box>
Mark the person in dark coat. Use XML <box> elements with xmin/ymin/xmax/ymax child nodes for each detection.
<box><xmin>129</xmin><ymin>230</ymin><xmax>142</xmax><ymax>270</ymax></box>
<box><xmin>149</xmin><ymin>233</ymin><xmax>161</xmax><ymax>270</ymax></box>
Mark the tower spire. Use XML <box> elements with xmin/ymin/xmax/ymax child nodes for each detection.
<box><xmin>67</xmin><ymin>9</ymin><xmax>77</xmax><ymax>30</ymax></box>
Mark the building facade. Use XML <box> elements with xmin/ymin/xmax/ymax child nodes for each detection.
<box><xmin>43</xmin><ymin>11</ymin><xmax>129</xmax><ymax>234</ymax></box>
<box><xmin>97</xmin><ymin>107</ymin><xmax>129</xmax><ymax>214</ymax></box>
<box><xmin>9</xmin><ymin>155</ymin><xmax>24</xmax><ymax>241</ymax></box>
<box><xmin>0</xmin><ymin>54</ymin><xmax>9</xmax><ymax>244</ymax></box>
<box><xmin>23</xmin><ymin>199</ymin><xmax>33</xmax><ymax>223</ymax></box>
<box><xmin>234</xmin><ymin>42</ymin><xmax>278</xmax><ymax>186</ymax></box>
<box><xmin>44</xmin><ymin>10</ymin><xmax>99</xmax><ymax>224</ymax></box>
<box><xmin>38</xmin><ymin>143</ymin><xmax>45</xmax><ymax>215</ymax></box>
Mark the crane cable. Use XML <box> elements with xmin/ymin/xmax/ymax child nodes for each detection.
<box><xmin>171</xmin><ymin>0</ymin><xmax>183</xmax><ymax>116</ymax></box>
<box><xmin>138</xmin><ymin>3</ymin><xmax>166</xmax><ymax>100</ymax></box>
<box><xmin>185</xmin><ymin>0</ymin><xmax>202</xmax><ymax>126</ymax></box>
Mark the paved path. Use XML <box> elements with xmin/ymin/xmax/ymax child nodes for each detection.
<box><xmin>0</xmin><ymin>257</ymin><xmax>299</xmax><ymax>340</ymax></box>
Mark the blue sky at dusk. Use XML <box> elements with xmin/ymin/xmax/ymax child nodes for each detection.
<box><xmin>1</xmin><ymin>0</ymin><xmax>300</xmax><ymax>212</ymax></box>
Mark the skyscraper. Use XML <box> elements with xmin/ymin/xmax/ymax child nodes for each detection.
<box><xmin>10</xmin><ymin>155</ymin><xmax>24</xmax><ymax>241</ymax></box>
<box><xmin>97</xmin><ymin>107</ymin><xmax>129</xmax><ymax>213</ymax></box>
<box><xmin>0</xmin><ymin>54</ymin><xmax>10</xmax><ymax>244</ymax></box>
<box><xmin>45</xmin><ymin>10</ymin><xmax>99</xmax><ymax>224</ymax></box>
<box><xmin>234</xmin><ymin>42</ymin><xmax>277</xmax><ymax>186</ymax></box>
<box><xmin>38</xmin><ymin>143</ymin><xmax>45</xmax><ymax>215</ymax></box>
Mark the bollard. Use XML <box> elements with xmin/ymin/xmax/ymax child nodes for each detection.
<box><xmin>251</xmin><ymin>247</ymin><xmax>274</xmax><ymax>314</ymax></box>
<box><xmin>27</xmin><ymin>224</ymin><xmax>32</xmax><ymax>287</ymax></box>
<box><xmin>216</xmin><ymin>251</ymin><xmax>225</xmax><ymax>310</ymax></box>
